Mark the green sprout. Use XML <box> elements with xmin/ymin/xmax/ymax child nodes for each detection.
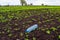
<box><xmin>51</xmin><ymin>27</ymin><xmax>57</xmax><ymax>31</ymax></box>
<box><xmin>7</xmin><ymin>30</ymin><xmax>10</xmax><ymax>33</ymax></box>
<box><xmin>38</xmin><ymin>21</ymin><xmax>41</xmax><ymax>24</ymax></box>
<box><xmin>46</xmin><ymin>20</ymin><xmax>50</xmax><ymax>22</ymax></box>
<box><xmin>8</xmin><ymin>33</ymin><xmax>12</xmax><ymax>37</ymax></box>
<box><xmin>33</xmin><ymin>37</ymin><xmax>36</xmax><ymax>40</ymax></box>
<box><xmin>14</xmin><ymin>28</ymin><xmax>20</xmax><ymax>31</ymax></box>
<box><xmin>32</xmin><ymin>18</ymin><xmax>36</xmax><ymax>21</ymax></box>
<box><xmin>25</xmin><ymin>38</ymin><xmax>29</xmax><ymax>40</ymax></box>
<box><xmin>28</xmin><ymin>21</ymin><xmax>32</xmax><ymax>23</ymax></box>
<box><xmin>58</xmin><ymin>35</ymin><xmax>60</xmax><ymax>39</ymax></box>
<box><xmin>46</xmin><ymin>30</ymin><xmax>51</xmax><ymax>34</ymax></box>
<box><xmin>20</xmin><ymin>33</ymin><xmax>23</xmax><ymax>36</ymax></box>
<box><xmin>25</xmin><ymin>32</ymin><xmax>29</xmax><ymax>35</ymax></box>
<box><xmin>58</xmin><ymin>19</ymin><xmax>60</xmax><ymax>22</ymax></box>
<box><xmin>25</xmin><ymin>16</ymin><xmax>28</xmax><ymax>18</ymax></box>
<box><xmin>57</xmin><ymin>26</ymin><xmax>60</xmax><ymax>28</ymax></box>
<box><xmin>15</xmin><ymin>23</ymin><xmax>18</xmax><ymax>26</ymax></box>
<box><xmin>56</xmin><ymin>17</ymin><xmax>59</xmax><ymax>19</ymax></box>
<box><xmin>41</xmin><ymin>28</ymin><xmax>46</xmax><ymax>31</ymax></box>
<box><xmin>25</xmin><ymin>34</ymin><xmax>29</xmax><ymax>38</ymax></box>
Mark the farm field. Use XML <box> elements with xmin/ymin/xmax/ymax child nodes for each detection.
<box><xmin>0</xmin><ymin>6</ymin><xmax>60</xmax><ymax>40</ymax></box>
<box><xmin>0</xmin><ymin>6</ymin><xmax>60</xmax><ymax>12</ymax></box>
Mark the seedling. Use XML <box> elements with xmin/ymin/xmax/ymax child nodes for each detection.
<box><xmin>41</xmin><ymin>28</ymin><xmax>46</xmax><ymax>31</ymax></box>
<box><xmin>25</xmin><ymin>35</ymin><xmax>28</xmax><ymax>38</ymax></box>
<box><xmin>14</xmin><ymin>28</ymin><xmax>20</xmax><ymax>31</ymax></box>
<box><xmin>8</xmin><ymin>33</ymin><xmax>12</xmax><ymax>37</ymax></box>
<box><xmin>28</xmin><ymin>21</ymin><xmax>32</xmax><ymax>23</ymax></box>
<box><xmin>25</xmin><ymin>32</ymin><xmax>28</xmax><ymax>35</ymax></box>
<box><xmin>25</xmin><ymin>38</ymin><xmax>29</xmax><ymax>40</ymax></box>
<box><xmin>46</xmin><ymin>30</ymin><xmax>51</xmax><ymax>34</ymax></box>
<box><xmin>51</xmin><ymin>14</ymin><xmax>54</xmax><ymax>17</ymax></box>
<box><xmin>7</xmin><ymin>30</ymin><xmax>10</xmax><ymax>33</ymax></box>
<box><xmin>56</xmin><ymin>17</ymin><xmax>59</xmax><ymax>19</ymax></box>
<box><xmin>20</xmin><ymin>33</ymin><xmax>23</xmax><ymax>36</ymax></box>
<box><xmin>31</xmin><ymin>18</ymin><xmax>37</xmax><ymax>21</ymax></box>
<box><xmin>57</xmin><ymin>26</ymin><xmax>60</xmax><ymax>28</ymax></box>
<box><xmin>58</xmin><ymin>19</ymin><xmax>60</xmax><ymax>22</ymax></box>
<box><xmin>38</xmin><ymin>21</ymin><xmax>41</xmax><ymax>24</ymax></box>
<box><xmin>50</xmin><ymin>27</ymin><xmax>57</xmax><ymax>31</ymax></box>
<box><xmin>23</xmin><ymin>22</ymin><xmax>25</xmax><ymax>25</ymax></box>
<box><xmin>33</xmin><ymin>37</ymin><xmax>36</xmax><ymax>40</ymax></box>
<box><xmin>58</xmin><ymin>35</ymin><xmax>60</xmax><ymax>39</ymax></box>
<box><xmin>16</xmin><ymin>39</ymin><xmax>20</xmax><ymax>40</ymax></box>
<box><xmin>25</xmin><ymin>16</ymin><xmax>28</xmax><ymax>18</ymax></box>
<box><xmin>46</xmin><ymin>20</ymin><xmax>50</xmax><ymax>22</ymax></box>
<box><xmin>15</xmin><ymin>23</ymin><xmax>18</xmax><ymax>26</ymax></box>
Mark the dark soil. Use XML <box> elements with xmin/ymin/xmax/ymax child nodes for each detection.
<box><xmin>0</xmin><ymin>12</ymin><xmax>60</xmax><ymax>40</ymax></box>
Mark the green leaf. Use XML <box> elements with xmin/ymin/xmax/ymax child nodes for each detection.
<box><xmin>58</xmin><ymin>35</ymin><xmax>60</xmax><ymax>39</ymax></box>
<box><xmin>25</xmin><ymin>38</ymin><xmax>29</xmax><ymax>40</ymax></box>
<box><xmin>33</xmin><ymin>37</ymin><xmax>36</xmax><ymax>40</ymax></box>
<box><xmin>51</xmin><ymin>27</ymin><xmax>57</xmax><ymax>31</ymax></box>
<box><xmin>46</xmin><ymin>30</ymin><xmax>51</xmax><ymax>34</ymax></box>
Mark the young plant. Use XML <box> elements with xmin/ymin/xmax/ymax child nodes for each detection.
<box><xmin>58</xmin><ymin>35</ymin><xmax>60</xmax><ymax>39</ymax></box>
<box><xmin>31</xmin><ymin>18</ymin><xmax>37</xmax><ymax>21</ymax></box>
<box><xmin>41</xmin><ymin>28</ymin><xmax>46</xmax><ymax>31</ymax></box>
<box><xmin>57</xmin><ymin>26</ymin><xmax>60</xmax><ymax>28</ymax></box>
<box><xmin>50</xmin><ymin>27</ymin><xmax>57</xmax><ymax>31</ymax></box>
<box><xmin>14</xmin><ymin>27</ymin><xmax>20</xmax><ymax>31</ymax></box>
<box><xmin>28</xmin><ymin>21</ymin><xmax>32</xmax><ymax>23</ymax></box>
<box><xmin>7</xmin><ymin>29</ymin><xmax>10</xmax><ymax>33</ymax></box>
<box><xmin>33</xmin><ymin>37</ymin><xmax>36</xmax><ymax>40</ymax></box>
<box><xmin>8</xmin><ymin>33</ymin><xmax>12</xmax><ymax>37</ymax></box>
<box><xmin>20</xmin><ymin>32</ymin><xmax>23</xmax><ymax>37</ymax></box>
<box><xmin>38</xmin><ymin>21</ymin><xmax>41</xmax><ymax>24</ymax></box>
<box><xmin>25</xmin><ymin>34</ymin><xmax>28</xmax><ymax>38</ymax></box>
<box><xmin>46</xmin><ymin>30</ymin><xmax>51</xmax><ymax>34</ymax></box>
<box><xmin>25</xmin><ymin>38</ymin><xmax>29</xmax><ymax>40</ymax></box>
<box><xmin>58</xmin><ymin>19</ymin><xmax>60</xmax><ymax>22</ymax></box>
<box><xmin>15</xmin><ymin>23</ymin><xmax>18</xmax><ymax>26</ymax></box>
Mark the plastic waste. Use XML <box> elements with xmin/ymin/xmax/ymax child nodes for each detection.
<box><xmin>25</xmin><ymin>24</ymin><xmax>38</xmax><ymax>33</ymax></box>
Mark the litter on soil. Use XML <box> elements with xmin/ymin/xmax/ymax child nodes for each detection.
<box><xmin>25</xmin><ymin>24</ymin><xmax>38</xmax><ymax>33</ymax></box>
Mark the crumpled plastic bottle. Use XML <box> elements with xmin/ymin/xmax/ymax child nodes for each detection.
<box><xmin>25</xmin><ymin>24</ymin><xmax>38</xmax><ymax>33</ymax></box>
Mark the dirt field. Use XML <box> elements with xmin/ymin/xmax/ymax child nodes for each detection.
<box><xmin>0</xmin><ymin>11</ymin><xmax>60</xmax><ymax>40</ymax></box>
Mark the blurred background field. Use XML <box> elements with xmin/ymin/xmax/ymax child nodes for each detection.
<box><xmin>0</xmin><ymin>6</ymin><xmax>60</xmax><ymax>12</ymax></box>
<box><xmin>0</xmin><ymin>6</ymin><xmax>60</xmax><ymax>23</ymax></box>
